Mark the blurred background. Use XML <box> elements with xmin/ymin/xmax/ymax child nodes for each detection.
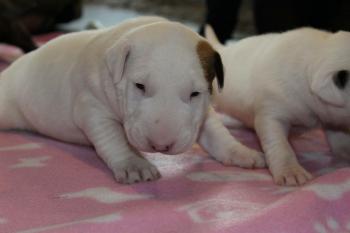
<box><xmin>1</xmin><ymin>0</ymin><xmax>350</xmax><ymax>55</ymax></box>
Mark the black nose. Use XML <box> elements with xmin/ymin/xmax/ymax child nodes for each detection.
<box><xmin>150</xmin><ymin>142</ymin><xmax>173</xmax><ymax>153</ymax></box>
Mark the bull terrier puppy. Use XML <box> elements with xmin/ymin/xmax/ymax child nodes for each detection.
<box><xmin>0</xmin><ymin>17</ymin><xmax>265</xmax><ymax>184</ymax></box>
<box><xmin>206</xmin><ymin>25</ymin><xmax>350</xmax><ymax>186</ymax></box>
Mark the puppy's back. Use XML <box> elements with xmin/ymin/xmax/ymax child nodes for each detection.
<box><xmin>0</xmin><ymin>16</ymin><xmax>168</xmax><ymax>130</ymax></box>
<box><xmin>212</xmin><ymin>27</ymin><xmax>330</xmax><ymax>126</ymax></box>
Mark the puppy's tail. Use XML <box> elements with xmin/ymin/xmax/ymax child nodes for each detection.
<box><xmin>204</xmin><ymin>24</ymin><xmax>223</xmax><ymax>50</ymax></box>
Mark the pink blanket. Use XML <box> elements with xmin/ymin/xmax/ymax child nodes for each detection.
<box><xmin>1</xmin><ymin>36</ymin><xmax>350</xmax><ymax>233</ymax></box>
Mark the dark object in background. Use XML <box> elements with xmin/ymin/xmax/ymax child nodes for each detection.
<box><xmin>200</xmin><ymin>0</ymin><xmax>350</xmax><ymax>44</ymax></box>
<box><xmin>254</xmin><ymin>0</ymin><xmax>350</xmax><ymax>34</ymax></box>
<box><xmin>199</xmin><ymin>0</ymin><xmax>242</xmax><ymax>44</ymax></box>
<box><xmin>0</xmin><ymin>0</ymin><xmax>82</xmax><ymax>53</ymax></box>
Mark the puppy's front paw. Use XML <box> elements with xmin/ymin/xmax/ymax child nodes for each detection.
<box><xmin>216</xmin><ymin>145</ymin><xmax>266</xmax><ymax>169</ymax></box>
<box><xmin>111</xmin><ymin>156</ymin><xmax>161</xmax><ymax>184</ymax></box>
<box><xmin>271</xmin><ymin>162</ymin><xmax>312</xmax><ymax>186</ymax></box>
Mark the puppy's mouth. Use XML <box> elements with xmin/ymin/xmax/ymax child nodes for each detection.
<box><xmin>126</xmin><ymin>126</ymin><xmax>194</xmax><ymax>155</ymax></box>
<box><xmin>132</xmin><ymin>140</ymin><xmax>192</xmax><ymax>155</ymax></box>
<box><xmin>147</xmin><ymin>141</ymin><xmax>176</xmax><ymax>154</ymax></box>
<box><xmin>140</xmin><ymin>139</ymin><xmax>191</xmax><ymax>155</ymax></box>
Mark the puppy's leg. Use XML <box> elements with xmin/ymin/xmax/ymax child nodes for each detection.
<box><xmin>83</xmin><ymin>116</ymin><xmax>160</xmax><ymax>184</ymax></box>
<box><xmin>255</xmin><ymin>115</ymin><xmax>312</xmax><ymax>185</ymax></box>
<box><xmin>76</xmin><ymin>99</ymin><xmax>160</xmax><ymax>184</ymax></box>
<box><xmin>325</xmin><ymin>129</ymin><xmax>350</xmax><ymax>160</ymax></box>
<box><xmin>218</xmin><ymin>114</ymin><xmax>245</xmax><ymax>128</ymax></box>
<box><xmin>198</xmin><ymin>107</ymin><xmax>266</xmax><ymax>168</ymax></box>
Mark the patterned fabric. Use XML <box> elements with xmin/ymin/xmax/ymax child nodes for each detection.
<box><xmin>1</xmin><ymin>36</ymin><xmax>350</xmax><ymax>233</ymax></box>
<box><xmin>0</xmin><ymin>129</ymin><xmax>349</xmax><ymax>233</ymax></box>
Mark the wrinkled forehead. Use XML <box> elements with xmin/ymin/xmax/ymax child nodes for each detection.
<box><xmin>124</xmin><ymin>22</ymin><xmax>217</xmax><ymax>89</ymax></box>
<box><xmin>131</xmin><ymin>42</ymin><xmax>208</xmax><ymax>89</ymax></box>
<box><xmin>152</xmin><ymin>44</ymin><xmax>201</xmax><ymax>74</ymax></box>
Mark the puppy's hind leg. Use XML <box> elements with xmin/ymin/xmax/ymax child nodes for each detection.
<box><xmin>325</xmin><ymin>129</ymin><xmax>350</xmax><ymax>161</ymax></box>
<box><xmin>255</xmin><ymin>114</ymin><xmax>313</xmax><ymax>186</ymax></box>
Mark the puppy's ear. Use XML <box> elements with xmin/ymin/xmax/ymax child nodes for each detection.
<box><xmin>213</xmin><ymin>51</ymin><xmax>224</xmax><ymax>90</ymax></box>
<box><xmin>197</xmin><ymin>40</ymin><xmax>224</xmax><ymax>92</ymax></box>
<box><xmin>311</xmin><ymin>70</ymin><xmax>348</xmax><ymax>107</ymax></box>
<box><xmin>104</xmin><ymin>38</ymin><xmax>130</xmax><ymax>84</ymax></box>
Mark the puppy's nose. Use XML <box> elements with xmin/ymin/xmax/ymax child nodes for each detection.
<box><xmin>150</xmin><ymin>141</ymin><xmax>173</xmax><ymax>153</ymax></box>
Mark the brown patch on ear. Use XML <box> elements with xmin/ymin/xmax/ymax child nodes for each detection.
<box><xmin>196</xmin><ymin>40</ymin><xmax>224</xmax><ymax>93</ymax></box>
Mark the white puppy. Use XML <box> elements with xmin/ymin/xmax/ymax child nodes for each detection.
<box><xmin>206</xmin><ymin>26</ymin><xmax>350</xmax><ymax>186</ymax></box>
<box><xmin>0</xmin><ymin>17</ymin><xmax>265</xmax><ymax>184</ymax></box>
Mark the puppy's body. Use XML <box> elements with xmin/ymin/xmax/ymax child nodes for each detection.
<box><xmin>0</xmin><ymin>17</ymin><xmax>161</xmax><ymax>143</ymax></box>
<box><xmin>0</xmin><ymin>17</ymin><xmax>265</xmax><ymax>184</ymax></box>
<box><xmin>207</xmin><ymin>26</ymin><xmax>350</xmax><ymax>185</ymax></box>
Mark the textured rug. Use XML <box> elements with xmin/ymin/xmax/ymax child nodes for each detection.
<box><xmin>0</xmin><ymin>128</ymin><xmax>349</xmax><ymax>233</ymax></box>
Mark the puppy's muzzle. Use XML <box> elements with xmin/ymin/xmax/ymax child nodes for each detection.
<box><xmin>149</xmin><ymin>140</ymin><xmax>174</xmax><ymax>153</ymax></box>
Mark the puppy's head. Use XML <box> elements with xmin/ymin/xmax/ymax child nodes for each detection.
<box><xmin>105</xmin><ymin>21</ymin><xmax>224</xmax><ymax>154</ymax></box>
<box><xmin>310</xmin><ymin>31</ymin><xmax>350</xmax><ymax>116</ymax></box>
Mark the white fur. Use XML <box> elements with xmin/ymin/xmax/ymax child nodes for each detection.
<box><xmin>0</xmin><ymin>17</ymin><xmax>265</xmax><ymax>184</ymax></box>
<box><xmin>206</xmin><ymin>25</ymin><xmax>350</xmax><ymax>186</ymax></box>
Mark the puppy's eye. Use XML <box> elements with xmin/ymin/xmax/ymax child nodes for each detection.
<box><xmin>135</xmin><ymin>83</ymin><xmax>145</xmax><ymax>92</ymax></box>
<box><xmin>333</xmin><ymin>70</ymin><xmax>349</xmax><ymax>89</ymax></box>
<box><xmin>190</xmin><ymin>91</ymin><xmax>200</xmax><ymax>98</ymax></box>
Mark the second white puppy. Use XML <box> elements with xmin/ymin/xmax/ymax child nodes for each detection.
<box><xmin>206</xmin><ymin>26</ymin><xmax>350</xmax><ymax>186</ymax></box>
